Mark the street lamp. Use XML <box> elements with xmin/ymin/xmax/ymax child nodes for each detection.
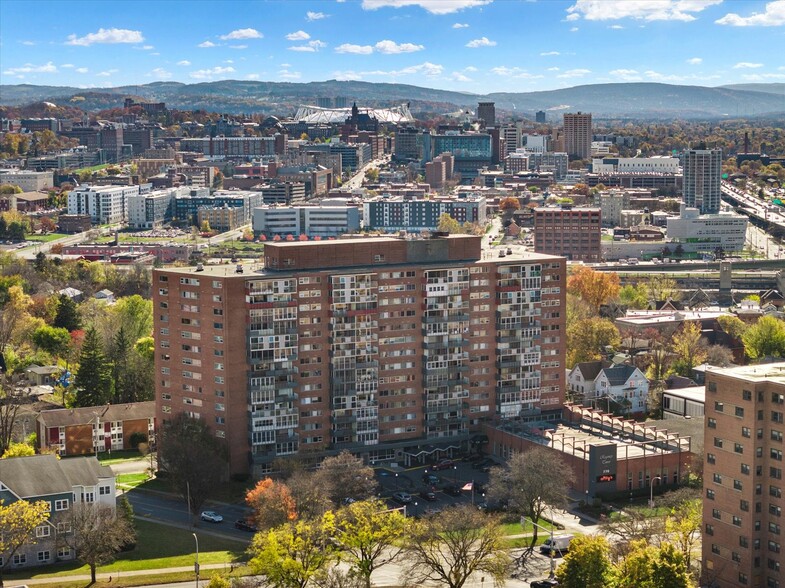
<box><xmin>192</xmin><ymin>532</ymin><xmax>200</xmax><ymax>588</ymax></box>
<box><xmin>649</xmin><ymin>476</ymin><xmax>662</xmax><ymax>509</ymax></box>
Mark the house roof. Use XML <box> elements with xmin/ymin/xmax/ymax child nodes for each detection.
<box><xmin>94</xmin><ymin>289</ymin><xmax>114</xmax><ymax>298</ymax></box>
<box><xmin>25</xmin><ymin>365</ymin><xmax>60</xmax><ymax>376</ymax></box>
<box><xmin>58</xmin><ymin>287</ymin><xmax>83</xmax><ymax>298</ymax></box>
<box><xmin>572</xmin><ymin>361</ymin><xmax>605</xmax><ymax>382</ymax></box>
<box><xmin>0</xmin><ymin>454</ymin><xmax>111</xmax><ymax>499</ymax></box>
<box><xmin>37</xmin><ymin>401</ymin><xmax>155</xmax><ymax>429</ymax></box>
<box><xmin>601</xmin><ymin>364</ymin><xmax>638</xmax><ymax>386</ymax></box>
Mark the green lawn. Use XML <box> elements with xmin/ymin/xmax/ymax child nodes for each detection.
<box><xmin>97</xmin><ymin>450</ymin><xmax>146</xmax><ymax>465</ymax></box>
<box><xmin>500</xmin><ymin>518</ymin><xmax>556</xmax><ymax>536</ymax></box>
<box><xmin>117</xmin><ymin>472</ymin><xmax>153</xmax><ymax>489</ymax></box>
<box><xmin>28</xmin><ymin>567</ymin><xmax>251</xmax><ymax>588</ymax></box>
<box><xmin>27</xmin><ymin>233</ymin><xmax>69</xmax><ymax>242</ymax></box>
<box><xmin>136</xmin><ymin>476</ymin><xmax>253</xmax><ymax>504</ymax></box>
<box><xmin>6</xmin><ymin>519</ymin><xmax>246</xmax><ymax>581</ymax></box>
<box><xmin>73</xmin><ymin>163</ymin><xmax>112</xmax><ymax>174</ymax></box>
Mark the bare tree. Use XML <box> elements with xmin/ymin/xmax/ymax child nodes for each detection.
<box><xmin>402</xmin><ymin>505</ymin><xmax>510</xmax><ymax>588</ymax></box>
<box><xmin>601</xmin><ymin>509</ymin><xmax>667</xmax><ymax>561</ymax></box>
<box><xmin>64</xmin><ymin>503</ymin><xmax>135</xmax><ymax>583</ymax></box>
<box><xmin>314</xmin><ymin>451</ymin><xmax>378</xmax><ymax>506</ymax></box>
<box><xmin>0</xmin><ymin>377</ymin><xmax>21</xmax><ymax>455</ymax></box>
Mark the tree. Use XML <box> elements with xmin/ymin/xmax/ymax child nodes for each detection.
<box><xmin>31</xmin><ymin>325</ymin><xmax>71</xmax><ymax>358</ymax></box>
<box><xmin>53</xmin><ymin>294</ymin><xmax>81</xmax><ymax>332</ymax></box>
<box><xmin>554</xmin><ymin>534</ymin><xmax>613</xmax><ymax>588</ymax></box>
<box><xmin>287</xmin><ymin>470</ymin><xmax>332</xmax><ymax>520</ymax></box>
<box><xmin>644</xmin><ymin>276</ymin><xmax>681</xmax><ymax>302</ymax></box>
<box><xmin>669</xmin><ymin>322</ymin><xmax>707</xmax><ymax>377</ymax></box>
<box><xmin>717</xmin><ymin>315</ymin><xmax>748</xmax><ymax>341</ymax></box>
<box><xmin>742</xmin><ymin>316</ymin><xmax>785</xmax><ymax>360</ymax></box>
<box><xmin>74</xmin><ymin>327</ymin><xmax>113</xmax><ymax>407</ymax></box>
<box><xmin>403</xmin><ymin>505</ymin><xmax>510</xmax><ymax>588</ymax></box>
<box><xmin>64</xmin><ymin>503</ymin><xmax>135</xmax><ymax>584</ymax></box>
<box><xmin>618</xmin><ymin>283</ymin><xmax>649</xmax><ymax>309</ymax></box>
<box><xmin>650</xmin><ymin>542</ymin><xmax>692</xmax><ymax>588</ymax></box>
<box><xmin>487</xmin><ymin>447</ymin><xmax>574</xmax><ymax>556</ymax></box>
<box><xmin>664</xmin><ymin>497</ymin><xmax>701</xmax><ymax>571</ymax></box>
<box><xmin>0</xmin><ymin>499</ymin><xmax>50</xmax><ymax>587</ymax></box>
<box><xmin>314</xmin><ymin>451</ymin><xmax>378</xmax><ymax>507</ymax></box>
<box><xmin>499</xmin><ymin>197</ymin><xmax>520</xmax><ymax>213</ymax></box>
<box><xmin>0</xmin><ymin>286</ymin><xmax>32</xmax><ymax>355</ymax></box>
<box><xmin>1</xmin><ymin>442</ymin><xmax>35</xmax><ymax>459</ymax></box>
<box><xmin>437</xmin><ymin>213</ymin><xmax>462</xmax><ymax>234</ymax></box>
<box><xmin>249</xmin><ymin>514</ymin><xmax>338</xmax><ymax>588</ymax></box>
<box><xmin>567</xmin><ymin>317</ymin><xmax>620</xmax><ymax>367</ymax></box>
<box><xmin>365</xmin><ymin>168</ymin><xmax>379</xmax><ymax>183</ymax></box>
<box><xmin>111</xmin><ymin>295</ymin><xmax>153</xmax><ymax>343</ymax></box>
<box><xmin>333</xmin><ymin>500</ymin><xmax>409</xmax><ymax>588</ymax></box>
<box><xmin>704</xmin><ymin>344</ymin><xmax>734</xmax><ymax>367</ymax></box>
<box><xmin>601</xmin><ymin>510</ymin><xmax>666</xmax><ymax>562</ymax></box>
<box><xmin>567</xmin><ymin>267</ymin><xmax>620</xmax><ymax>311</ymax></box>
<box><xmin>246</xmin><ymin>478</ymin><xmax>297</xmax><ymax>530</ymax></box>
<box><xmin>0</xmin><ymin>378</ymin><xmax>21</xmax><ymax>456</ymax></box>
<box><xmin>158</xmin><ymin>413</ymin><xmax>227</xmax><ymax>519</ymax></box>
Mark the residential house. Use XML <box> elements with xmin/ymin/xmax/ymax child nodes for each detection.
<box><xmin>0</xmin><ymin>454</ymin><xmax>115</xmax><ymax>570</ymax></box>
<box><xmin>24</xmin><ymin>365</ymin><xmax>61</xmax><ymax>387</ymax></box>
<box><xmin>93</xmin><ymin>289</ymin><xmax>115</xmax><ymax>303</ymax></box>
<box><xmin>568</xmin><ymin>361</ymin><xmax>649</xmax><ymax>416</ymax></box>
<box><xmin>36</xmin><ymin>401</ymin><xmax>156</xmax><ymax>456</ymax></box>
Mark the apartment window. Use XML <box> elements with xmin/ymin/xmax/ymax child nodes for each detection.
<box><xmin>708</xmin><ymin>381</ymin><xmax>717</xmax><ymax>392</ymax></box>
<box><xmin>706</xmin><ymin>488</ymin><xmax>715</xmax><ymax>500</ymax></box>
<box><xmin>714</xmin><ymin>437</ymin><xmax>724</xmax><ymax>448</ymax></box>
<box><xmin>35</xmin><ymin>525</ymin><xmax>50</xmax><ymax>538</ymax></box>
<box><xmin>733</xmin><ymin>515</ymin><xmax>743</xmax><ymax>527</ymax></box>
<box><xmin>769</xmin><ymin>541</ymin><xmax>781</xmax><ymax>553</ymax></box>
<box><xmin>773</xmin><ymin>449</ymin><xmax>783</xmax><ymax>461</ymax></box>
<box><xmin>771</xmin><ymin>486</ymin><xmax>782</xmax><ymax>498</ymax></box>
<box><xmin>736</xmin><ymin>406</ymin><xmax>745</xmax><ymax>418</ymax></box>
<box><xmin>706</xmin><ymin>523</ymin><xmax>714</xmax><ymax>535</ymax></box>
<box><xmin>57</xmin><ymin>547</ymin><xmax>71</xmax><ymax>558</ymax></box>
<box><xmin>743</xmin><ymin>427</ymin><xmax>752</xmax><ymax>438</ymax></box>
<box><xmin>54</xmin><ymin>499</ymin><xmax>69</xmax><ymax>511</ymax></box>
<box><xmin>708</xmin><ymin>418</ymin><xmax>717</xmax><ymax>429</ymax></box>
<box><xmin>733</xmin><ymin>552</ymin><xmax>742</xmax><ymax>563</ymax></box>
<box><xmin>742</xmin><ymin>463</ymin><xmax>751</xmax><ymax>475</ymax></box>
<box><xmin>712</xmin><ymin>509</ymin><xmax>721</xmax><ymax>520</ymax></box>
<box><xmin>736</xmin><ymin>443</ymin><xmax>745</xmax><ymax>454</ymax></box>
<box><xmin>707</xmin><ymin>453</ymin><xmax>716</xmax><ymax>464</ymax></box>
<box><xmin>735</xmin><ymin>479</ymin><xmax>744</xmax><ymax>491</ymax></box>
<box><xmin>715</xmin><ymin>401</ymin><xmax>724</xmax><ymax>412</ymax></box>
<box><xmin>773</xmin><ymin>468</ymin><xmax>783</xmax><ymax>480</ymax></box>
<box><xmin>773</xmin><ymin>430</ymin><xmax>784</xmax><ymax>442</ymax></box>
<box><xmin>739</xmin><ymin>573</ymin><xmax>748</xmax><ymax>585</ymax></box>
<box><xmin>741</xmin><ymin>500</ymin><xmax>750</xmax><ymax>512</ymax></box>
<box><xmin>711</xmin><ymin>544</ymin><xmax>720</xmax><ymax>554</ymax></box>
<box><xmin>744</xmin><ymin>390</ymin><xmax>753</xmax><ymax>401</ymax></box>
<box><xmin>714</xmin><ymin>473</ymin><xmax>723</xmax><ymax>484</ymax></box>
<box><xmin>769</xmin><ymin>523</ymin><xmax>781</xmax><ymax>535</ymax></box>
<box><xmin>37</xmin><ymin>551</ymin><xmax>50</xmax><ymax>563</ymax></box>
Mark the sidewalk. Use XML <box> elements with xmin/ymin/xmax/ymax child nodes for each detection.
<box><xmin>7</xmin><ymin>562</ymin><xmax>236</xmax><ymax>586</ymax></box>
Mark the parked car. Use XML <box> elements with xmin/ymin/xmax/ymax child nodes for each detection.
<box><xmin>442</xmin><ymin>484</ymin><xmax>463</xmax><ymax>497</ymax></box>
<box><xmin>431</xmin><ymin>459</ymin><xmax>455</xmax><ymax>471</ymax></box>
<box><xmin>530</xmin><ymin>579</ymin><xmax>559</xmax><ymax>588</ymax></box>
<box><xmin>422</xmin><ymin>473</ymin><xmax>441</xmax><ymax>486</ymax></box>
<box><xmin>200</xmin><ymin>511</ymin><xmax>223</xmax><ymax>523</ymax></box>
<box><xmin>419</xmin><ymin>489</ymin><xmax>437</xmax><ymax>501</ymax></box>
<box><xmin>392</xmin><ymin>491</ymin><xmax>412</xmax><ymax>504</ymax></box>
<box><xmin>234</xmin><ymin>519</ymin><xmax>257</xmax><ymax>532</ymax></box>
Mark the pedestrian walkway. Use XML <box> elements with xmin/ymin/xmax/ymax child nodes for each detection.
<box><xmin>7</xmin><ymin>562</ymin><xmax>235</xmax><ymax>586</ymax></box>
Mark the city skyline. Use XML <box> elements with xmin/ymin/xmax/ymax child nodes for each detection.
<box><xmin>1</xmin><ymin>0</ymin><xmax>783</xmax><ymax>93</ymax></box>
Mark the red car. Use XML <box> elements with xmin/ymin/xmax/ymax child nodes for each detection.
<box><xmin>432</xmin><ymin>459</ymin><xmax>455</xmax><ymax>471</ymax></box>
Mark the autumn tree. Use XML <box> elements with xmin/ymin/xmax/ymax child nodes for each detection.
<box><xmin>437</xmin><ymin>213</ymin><xmax>463</xmax><ymax>234</ymax></box>
<box><xmin>670</xmin><ymin>322</ymin><xmax>707</xmax><ymax>377</ymax></box>
<box><xmin>718</xmin><ymin>315</ymin><xmax>750</xmax><ymax>341</ymax></box>
<box><xmin>249</xmin><ymin>514</ymin><xmax>338</xmax><ymax>588</ymax></box>
<box><xmin>665</xmin><ymin>496</ymin><xmax>702</xmax><ymax>571</ymax></box>
<box><xmin>314</xmin><ymin>451</ymin><xmax>378</xmax><ymax>507</ymax></box>
<box><xmin>0</xmin><ymin>378</ymin><xmax>21</xmax><ymax>456</ymax></box>
<box><xmin>487</xmin><ymin>447</ymin><xmax>574</xmax><ymax>558</ymax></box>
<box><xmin>0</xmin><ymin>286</ymin><xmax>32</xmax><ymax>355</ymax></box>
<box><xmin>333</xmin><ymin>500</ymin><xmax>409</xmax><ymax>588</ymax></box>
<box><xmin>554</xmin><ymin>534</ymin><xmax>613</xmax><ymax>588</ymax></box>
<box><xmin>567</xmin><ymin>267</ymin><xmax>620</xmax><ymax>311</ymax></box>
<box><xmin>567</xmin><ymin>317</ymin><xmax>620</xmax><ymax>367</ymax></box>
<box><xmin>499</xmin><ymin>196</ymin><xmax>520</xmax><ymax>213</ymax></box>
<box><xmin>246</xmin><ymin>478</ymin><xmax>297</xmax><ymax>530</ymax></box>
<box><xmin>158</xmin><ymin>413</ymin><xmax>227</xmax><ymax>519</ymax></box>
<box><xmin>1</xmin><ymin>442</ymin><xmax>35</xmax><ymax>459</ymax></box>
<box><xmin>74</xmin><ymin>327</ymin><xmax>113</xmax><ymax>407</ymax></box>
<box><xmin>64</xmin><ymin>503</ymin><xmax>135</xmax><ymax>584</ymax></box>
<box><xmin>742</xmin><ymin>316</ymin><xmax>785</xmax><ymax>360</ymax></box>
<box><xmin>618</xmin><ymin>283</ymin><xmax>649</xmax><ymax>309</ymax></box>
<box><xmin>644</xmin><ymin>276</ymin><xmax>681</xmax><ymax>302</ymax></box>
<box><xmin>403</xmin><ymin>505</ymin><xmax>510</xmax><ymax>588</ymax></box>
<box><xmin>287</xmin><ymin>470</ymin><xmax>332</xmax><ymax>520</ymax></box>
<box><xmin>0</xmin><ymin>499</ymin><xmax>50</xmax><ymax>587</ymax></box>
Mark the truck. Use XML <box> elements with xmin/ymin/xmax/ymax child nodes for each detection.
<box><xmin>539</xmin><ymin>534</ymin><xmax>574</xmax><ymax>556</ymax></box>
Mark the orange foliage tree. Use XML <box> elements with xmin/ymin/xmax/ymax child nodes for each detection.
<box><xmin>245</xmin><ymin>478</ymin><xmax>297</xmax><ymax>530</ymax></box>
<box><xmin>567</xmin><ymin>266</ymin><xmax>621</xmax><ymax>312</ymax></box>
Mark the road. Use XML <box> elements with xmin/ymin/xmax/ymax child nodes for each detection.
<box><xmin>342</xmin><ymin>155</ymin><xmax>390</xmax><ymax>191</ymax></box>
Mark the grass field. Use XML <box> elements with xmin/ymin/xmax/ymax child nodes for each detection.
<box><xmin>97</xmin><ymin>450</ymin><xmax>146</xmax><ymax>465</ymax></box>
<box><xmin>5</xmin><ymin>519</ymin><xmax>246</xmax><ymax>582</ymax></box>
<box><xmin>24</xmin><ymin>567</ymin><xmax>251</xmax><ymax>588</ymax></box>
<box><xmin>117</xmin><ymin>472</ymin><xmax>153</xmax><ymax>489</ymax></box>
<box><xmin>27</xmin><ymin>233</ymin><xmax>69</xmax><ymax>242</ymax></box>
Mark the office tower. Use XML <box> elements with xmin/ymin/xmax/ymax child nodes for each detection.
<box><xmin>563</xmin><ymin>112</ymin><xmax>592</xmax><ymax>160</ymax></box>
<box><xmin>317</xmin><ymin>97</ymin><xmax>332</xmax><ymax>108</ymax></box>
<box><xmin>334</xmin><ymin>96</ymin><xmax>349</xmax><ymax>108</ymax></box>
<box><xmin>154</xmin><ymin>235</ymin><xmax>566</xmax><ymax>475</ymax></box>
<box><xmin>702</xmin><ymin>363</ymin><xmax>785</xmax><ymax>588</ymax></box>
<box><xmin>535</xmin><ymin>111</ymin><xmax>546</xmax><ymax>124</ymax></box>
<box><xmin>683</xmin><ymin>148</ymin><xmax>722</xmax><ymax>215</ymax></box>
<box><xmin>477</xmin><ymin>102</ymin><xmax>496</xmax><ymax>128</ymax></box>
<box><xmin>502</xmin><ymin>125</ymin><xmax>521</xmax><ymax>157</ymax></box>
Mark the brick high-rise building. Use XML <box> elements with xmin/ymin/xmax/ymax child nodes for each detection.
<box><xmin>154</xmin><ymin>235</ymin><xmax>566</xmax><ymax>474</ymax></box>
<box><xmin>534</xmin><ymin>207</ymin><xmax>601</xmax><ymax>262</ymax></box>
<box><xmin>477</xmin><ymin>102</ymin><xmax>496</xmax><ymax>128</ymax></box>
<box><xmin>702</xmin><ymin>363</ymin><xmax>785</xmax><ymax>588</ymax></box>
<box><xmin>563</xmin><ymin>112</ymin><xmax>592</xmax><ymax>160</ymax></box>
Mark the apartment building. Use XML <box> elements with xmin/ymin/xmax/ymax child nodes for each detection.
<box><xmin>563</xmin><ymin>112</ymin><xmax>592</xmax><ymax>160</ymax></box>
<box><xmin>702</xmin><ymin>363</ymin><xmax>785</xmax><ymax>588</ymax></box>
<box><xmin>683</xmin><ymin>148</ymin><xmax>722</xmax><ymax>215</ymax></box>
<box><xmin>153</xmin><ymin>235</ymin><xmax>566</xmax><ymax>474</ymax></box>
<box><xmin>363</xmin><ymin>195</ymin><xmax>487</xmax><ymax>232</ymax></box>
<box><xmin>534</xmin><ymin>207</ymin><xmax>601</xmax><ymax>262</ymax></box>
<box><xmin>252</xmin><ymin>202</ymin><xmax>361</xmax><ymax>238</ymax></box>
<box><xmin>68</xmin><ymin>184</ymin><xmax>150</xmax><ymax>224</ymax></box>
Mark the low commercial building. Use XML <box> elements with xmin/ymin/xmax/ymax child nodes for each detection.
<box><xmin>198</xmin><ymin>205</ymin><xmax>245</xmax><ymax>232</ymax></box>
<box><xmin>662</xmin><ymin>386</ymin><xmax>705</xmax><ymax>419</ymax></box>
<box><xmin>591</xmin><ymin>156</ymin><xmax>679</xmax><ymax>174</ymax></box>
<box><xmin>666</xmin><ymin>204</ymin><xmax>747</xmax><ymax>253</ymax></box>
<box><xmin>363</xmin><ymin>195</ymin><xmax>487</xmax><ymax>232</ymax></box>
<box><xmin>534</xmin><ymin>206</ymin><xmax>601</xmax><ymax>262</ymax></box>
<box><xmin>0</xmin><ymin>169</ymin><xmax>53</xmax><ymax>192</ymax></box>
<box><xmin>253</xmin><ymin>201</ymin><xmax>361</xmax><ymax>238</ymax></box>
<box><xmin>256</xmin><ymin>182</ymin><xmax>307</xmax><ymax>205</ymax></box>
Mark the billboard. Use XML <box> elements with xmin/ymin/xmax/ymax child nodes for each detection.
<box><xmin>588</xmin><ymin>444</ymin><xmax>618</xmax><ymax>497</ymax></box>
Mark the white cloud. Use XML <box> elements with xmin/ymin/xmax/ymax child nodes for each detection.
<box><xmin>279</xmin><ymin>69</ymin><xmax>302</xmax><ymax>80</ymax></box>
<box><xmin>66</xmin><ymin>28</ymin><xmax>144</xmax><ymax>46</ymax></box>
<box><xmin>686</xmin><ymin>57</ymin><xmax>703</xmax><ymax>65</ymax></box>
<box><xmin>219</xmin><ymin>28</ymin><xmax>262</xmax><ymax>40</ymax></box>
<box><xmin>644</xmin><ymin>70</ymin><xmax>686</xmax><ymax>81</ymax></box>
<box><xmin>306</xmin><ymin>11</ymin><xmax>328</xmax><ymax>20</ymax></box>
<box><xmin>177</xmin><ymin>60</ymin><xmax>191</xmax><ymax>66</ymax></box>
<box><xmin>557</xmin><ymin>68</ymin><xmax>591</xmax><ymax>78</ymax></box>
<box><xmin>3</xmin><ymin>62</ymin><xmax>58</xmax><ymax>75</ymax></box>
<box><xmin>247</xmin><ymin>73</ymin><xmax>261</xmax><ymax>80</ymax></box>
<box><xmin>224</xmin><ymin>59</ymin><xmax>234</xmax><ymax>64</ymax></box>
<box><xmin>361</xmin><ymin>0</ymin><xmax>492</xmax><ymax>15</ymax></box>
<box><xmin>716</xmin><ymin>1</ymin><xmax>785</xmax><ymax>26</ymax></box>
<box><xmin>286</xmin><ymin>30</ymin><xmax>311</xmax><ymax>41</ymax></box>
<box><xmin>230</xmin><ymin>45</ymin><xmax>248</xmax><ymax>49</ymax></box>
<box><xmin>540</xmin><ymin>51</ymin><xmax>560</xmax><ymax>56</ymax></box>
<box><xmin>198</xmin><ymin>40</ymin><xmax>217</xmax><ymax>48</ymax></box>
<box><xmin>609</xmin><ymin>68</ymin><xmax>642</xmax><ymax>80</ymax></box>
<box><xmin>449</xmin><ymin>71</ymin><xmax>472</xmax><ymax>82</ymax></box>
<box><xmin>375</xmin><ymin>40</ymin><xmax>424</xmax><ymax>53</ymax></box>
<box><xmin>547</xmin><ymin>67</ymin><xmax>560</xmax><ymax>71</ymax></box>
<box><xmin>149</xmin><ymin>67</ymin><xmax>172</xmax><ymax>80</ymax></box>
<box><xmin>336</xmin><ymin>43</ymin><xmax>374</xmax><ymax>54</ymax></box>
<box><xmin>742</xmin><ymin>72</ymin><xmax>785</xmax><ymax>80</ymax></box>
<box><xmin>21</xmin><ymin>40</ymin><xmax>36</xmax><ymax>46</ymax></box>
<box><xmin>733</xmin><ymin>62</ymin><xmax>764</xmax><ymax>69</ymax></box>
<box><xmin>289</xmin><ymin>40</ymin><xmax>327</xmax><ymax>52</ymax></box>
<box><xmin>570</xmin><ymin>26</ymin><xmax>579</xmax><ymax>32</ymax></box>
<box><xmin>336</xmin><ymin>61</ymin><xmax>444</xmax><ymax>79</ymax></box>
<box><xmin>96</xmin><ymin>69</ymin><xmax>119</xmax><ymax>77</ymax></box>
<box><xmin>76</xmin><ymin>67</ymin><xmax>88</xmax><ymax>74</ymax></box>
<box><xmin>190</xmin><ymin>66</ymin><xmax>235</xmax><ymax>79</ymax></box>
<box><xmin>142</xmin><ymin>45</ymin><xmax>154</xmax><ymax>50</ymax></box>
<box><xmin>61</xmin><ymin>63</ymin><xmax>74</xmax><ymax>68</ymax></box>
<box><xmin>464</xmin><ymin>65</ymin><xmax>478</xmax><ymax>72</ymax></box>
<box><xmin>453</xmin><ymin>22</ymin><xmax>470</xmax><ymax>28</ymax></box>
<box><xmin>489</xmin><ymin>66</ymin><xmax>542</xmax><ymax>79</ymax></box>
<box><xmin>466</xmin><ymin>36</ymin><xmax>496</xmax><ymax>48</ymax></box>
<box><xmin>609</xmin><ymin>24</ymin><xmax>624</xmax><ymax>29</ymax></box>
<box><xmin>280</xmin><ymin>63</ymin><xmax>292</xmax><ymax>68</ymax></box>
<box><xmin>566</xmin><ymin>0</ymin><xmax>722</xmax><ymax>22</ymax></box>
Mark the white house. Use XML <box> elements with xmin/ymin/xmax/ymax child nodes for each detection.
<box><xmin>568</xmin><ymin>361</ymin><xmax>649</xmax><ymax>415</ymax></box>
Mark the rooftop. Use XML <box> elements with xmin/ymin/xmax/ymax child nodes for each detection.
<box><xmin>706</xmin><ymin>362</ymin><xmax>785</xmax><ymax>384</ymax></box>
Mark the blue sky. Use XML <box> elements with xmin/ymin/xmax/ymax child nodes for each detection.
<box><xmin>1</xmin><ymin>0</ymin><xmax>784</xmax><ymax>93</ymax></box>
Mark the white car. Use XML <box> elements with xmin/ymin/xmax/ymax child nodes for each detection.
<box><xmin>200</xmin><ymin>511</ymin><xmax>223</xmax><ymax>523</ymax></box>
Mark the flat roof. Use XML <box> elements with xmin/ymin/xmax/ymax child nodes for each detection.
<box><xmin>707</xmin><ymin>362</ymin><xmax>785</xmax><ymax>384</ymax></box>
<box><xmin>663</xmin><ymin>386</ymin><xmax>706</xmax><ymax>404</ymax></box>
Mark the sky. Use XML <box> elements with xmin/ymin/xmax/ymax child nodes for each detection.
<box><xmin>1</xmin><ymin>0</ymin><xmax>784</xmax><ymax>94</ymax></box>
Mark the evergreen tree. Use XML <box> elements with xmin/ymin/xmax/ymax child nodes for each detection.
<box><xmin>53</xmin><ymin>294</ymin><xmax>81</xmax><ymax>332</ymax></box>
<box><xmin>111</xmin><ymin>326</ymin><xmax>131</xmax><ymax>404</ymax></box>
<box><xmin>74</xmin><ymin>327</ymin><xmax>112</xmax><ymax>407</ymax></box>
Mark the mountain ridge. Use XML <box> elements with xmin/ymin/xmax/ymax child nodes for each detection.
<box><xmin>1</xmin><ymin>80</ymin><xmax>783</xmax><ymax>119</ymax></box>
